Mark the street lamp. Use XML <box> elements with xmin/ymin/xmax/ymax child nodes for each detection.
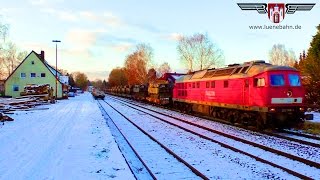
<box><xmin>52</xmin><ymin>40</ymin><xmax>61</xmax><ymax>101</ymax></box>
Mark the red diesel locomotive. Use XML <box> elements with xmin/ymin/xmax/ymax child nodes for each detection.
<box><xmin>172</xmin><ymin>60</ymin><xmax>306</xmax><ymax>128</ymax></box>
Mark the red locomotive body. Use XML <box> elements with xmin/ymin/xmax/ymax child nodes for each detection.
<box><xmin>172</xmin><ymin>60</ymin><xmax>306</xmax><ymax>128</ymax></box>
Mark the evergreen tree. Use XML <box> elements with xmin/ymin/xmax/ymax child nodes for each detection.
<box><xmin>302</xmin><ymin>25</ymin><xmax>320</xmax><ymax>107</ymax></box>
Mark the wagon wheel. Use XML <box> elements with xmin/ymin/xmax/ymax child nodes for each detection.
<box><xmin>256</xmin><ymin>114</ymin><xmax>265</xmax><ymax>130</ymax></box>
<box><xmin>227</xmin><ymin>111</ymin><xmax>235</xmax><ymax>124</ymax></box>
<box><xmin>240</xmin><ymin>113</ymin><xmax>249</xmax><ymax>127</ymax></box>
<box><xmin>233</xmin><ymin>111</ymin><xmax>241</xmax><ymax>124</ymax></box>
<box><xmin>186</xmin><ymin>104</ymin><xmax>192</xmax><ymax>114</ymax></box>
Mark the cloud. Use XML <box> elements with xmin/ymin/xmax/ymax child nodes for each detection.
<box><xmin>79</xmin><ymin>11</ymin><xmax>97</xmax><ymax>21</ymax></box>
<box><xmin>62</xmin><ymin>48</ymin><xmax>92</xmax><ymax>59</ymax></box>
<box><xmin>79</xmin><ymin>11</ymin><xmax>123</xmax><ymax>28</ymax></box>
<box><xmin>84</xmin><ymin>71</ymin><xmax>110</xmax><ymax>81</ymax></box>
<box><xmin>65</xmin><ymin>28</ymin><xmax>106</xmax><ymax>48</ymax></box>
<box><xmin>40</xmin><ymin>8</ymin><xmax>78</xmax><ymax>22</ymax></box>
<box><xmin>29</xmin><ymin>0</ymin><xmax>46</xmax><ymax>5</ymax></box>
<box><xmin>0</xmin><ymin>8</ymin><xmax>12</xmax><ymax>14</ymax></box>
<box><xmin>163</xmin><ymin>33</ymin><xmax>184</xmax><ymax>41</ymax></box>
<box><xmin>29</xmin><ymin>0</ymin><xmax>64</xmax><ymax>6</ymax></box>
<box><xmin>41</xmin><ymin>8</ymin><xmax>56</xmax><ymax>14</ymax></box>
<box><xmin>111</xmin><ymin>43</ymin><xmax>133</xmax><ymax>52</ymax></box>
<box><xmin>59</xmin><ymin>11</ymin><xmax>77</xmax><ymax>22</ymax></box>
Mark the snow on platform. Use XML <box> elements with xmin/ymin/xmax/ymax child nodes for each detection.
<box><xmin>0</xmin><ymin>92</ymin><xmax>134</xmax><ymax>180</ymax></box>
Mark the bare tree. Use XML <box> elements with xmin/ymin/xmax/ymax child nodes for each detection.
<box><xmin>269</xmin><ymin>44</ymin><xmax>297</xmax><ymax>66</ymax></box>
<box><xmin>0</xmin><ymin>42</ymin><xmax>27</xmax><ymax>78</ymax></box>
<box><xmin>0</xmin><ymin>21</ymin><xmax>9</xmax><ymax>79</ymax></box>
<box><xmin>0</xmin><ymin>20</ymin><xmax>26</xmax><ymax>80</ymax></box>
<box><xmin>158</xmin><ymin>62</ymin><xmax>171</xmax><ymax>77</ymax></box>
<box><xmin>0</xmin><ymin>20</ymin><xmax>8</xmax><ymax>42</ymax></box>
<box><xmin>91</xmin><ymin>79</ymin><xmax>104</xmax><ymax>90</ymax></box>
<box><xmin>177</xmin><ymin>33</ymin><xmax>224</xmax><ymax>72</ymax></box>
<box><xmin>136</xmin><ymin>43</ymin><xmax>153</xmax><ymax>69</ymax></box>
<box><xmin>74</xmin><ymin>72</ymin><xmax>89</xmax><ymax>90</ymax></box>
<box><xmin>108</xmin><ymin>67</ymin><xmax>128</xmax><ymax>87</ymax></box>
<box><xmin>124</xmin><ymin>43</ymin><xmax>153</xmax><ymax>85</ymax></box>
<box><xmin>147</xmin><ymin>68</ymin><xmax>157</xmax><ymax>83</ymax></box>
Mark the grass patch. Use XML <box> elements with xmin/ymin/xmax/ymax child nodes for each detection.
<box><xmin>298</xmin><ymin>121</ymin><xmax>320</xmax><ymax>135</ymax></box>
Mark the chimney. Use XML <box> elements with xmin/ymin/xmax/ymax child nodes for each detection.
<box><xmin>40</xmin><ymin>50</ymin><xmax>45</xmax><ymax>61</ymax></box>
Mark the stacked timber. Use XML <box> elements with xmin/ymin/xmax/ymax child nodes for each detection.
<box><xmin>0</xmin><ymin>113</ymin><xmax>13</xmax><ymax>122</ymax></box>
<box><xmin>0</xmin><ymin>97</ymin><xmax>49</xmax><ymax>120</ymax></box>
<box><xmin>20</xmin><ymin>84</ymin><xmax>50</xmax><ymax>100</ymax></box>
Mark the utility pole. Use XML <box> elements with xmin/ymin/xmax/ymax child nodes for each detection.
<box><xmin>52</xmin><ymin>40</ymin><xmax>61</xmax><ymax>101</ymax></box>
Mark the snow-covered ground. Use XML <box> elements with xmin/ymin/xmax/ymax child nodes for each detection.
<box><xmin>104</xmin><ymin>97</ymin><xmax>320</xmax><ymax>179</ymax></box>
<box><xmin>307</xmin><ymin>112</ymin><xmax>320</xmax><ymax>123</ymax></box>
<box><xmin>0</xmin><ymin>93</ymin><xmax>134</xmax><ymax>180</ymax></box>
<box><xmin>1</xmin><ymin>93</ymin><xmax>319</xmax><ymax>179</ymax></box>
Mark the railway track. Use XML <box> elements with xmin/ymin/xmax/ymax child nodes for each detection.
<box><xmin>109</xmin><ymin>95</ymin><xmax>320</xmax><ymax>148</ymax></box>
<box><xmin>97</xmin><ymin>100</ymin><xmax>207</xmax><ymax>179</ymax></box>
<box><xmin>106</xmin><ymin>95</ymin><xmax>320</xmax><ymax>179</ymax></box>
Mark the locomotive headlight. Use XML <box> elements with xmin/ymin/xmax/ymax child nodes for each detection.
<box><xmin>299</xmin><ymin>107</ymin><xmax>305</xmax><ymax>111</ymax></box>
<box><xmin>269</xmin><ymin>108</ymin><xmax>276</xmax><ymax>112</ymax></box>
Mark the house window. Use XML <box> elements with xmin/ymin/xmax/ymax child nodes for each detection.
<box><xmin>206</xmin><ymin>82</ymin><xmax>210</xmax><ymax>88</ymax></box>
<box><xmin>13</xmin><ymin>85</ymin><xmax>19</xmax><ymax>91</ymax></box>
<box><xmin>31</xmin><ymin>61</ymin><xmax>34</xmax><ymax>65</ymax></box>
<box><xmin>196</xmin><ymin>82</ymin><xmax>200</xmax><ymax>88</ymax></box>
<box><xmin>30</xmin><ymin>73</ymin><xmax>36</xmax><ymax>78</ymax></box>
<box><xmin>41</xmin><ymin>73</ymin><xmax>46</xmax><ymax>77</ymax></box>
<box><xmin>20</xmin><ymin>73</ymin><xmax>26</xmax><ymax>78</ymax></box>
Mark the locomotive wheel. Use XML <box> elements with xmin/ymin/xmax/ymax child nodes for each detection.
<box><xmin>229</xmin><ymin>115</ymin><xmax>235</xmax><ymax>124</ymax></box>
<box><xmin>186</xmin><ymin>104</ymin><xmax>192</xmax><ymax>114</ymax></box>
<box><xmin>227</xmin><ymin>111</ymin><xmax>235</xmax><ymax>124</ymax></box>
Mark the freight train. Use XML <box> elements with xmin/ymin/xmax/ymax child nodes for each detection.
<box><xmin>107</xmin><ymin>61</ymin><xmax>310</xmax><ymax>129</ymax></box>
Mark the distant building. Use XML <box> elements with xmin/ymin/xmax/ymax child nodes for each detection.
<box><xmin>88</xmin><ymin>86</ymin><xmax>94</xmax><ymax>92</ymax></box>
<box><xmin>158</xmin><ymin>72</ymin><xmax>186</xmax><ymax>84</ymax></box>
<box><xmin>5</xmin><ymin>50</ymin><xmax>67</xmax><ymax>98</ymax></box>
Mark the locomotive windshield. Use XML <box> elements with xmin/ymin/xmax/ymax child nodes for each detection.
<box><xmin>288</xmin><ymin>74</ymin><xmax>301</xmax><ymax>86</ymax></box>
<box><xmin>270</xmin><ymin>74</ymin><xmax>285</xmax><ymax>86</ymax></box>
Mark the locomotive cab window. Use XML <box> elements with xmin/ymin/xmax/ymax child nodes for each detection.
<box><xmin>270</xmin><ymin>74</ymin><xmax>284</xmax><ymax>86</ymax></box>
<box><xmin>288</xmin><ymin>74</ymin><xmax>301</xmax><ymax>86</ymax></box>
<box><xmin>254</xmin><ymin>78</ymin><xmax>265</xmax><ymax>87</ymax></box>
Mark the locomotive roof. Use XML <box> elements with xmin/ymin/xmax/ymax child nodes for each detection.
<box><xmin>175</xmin><ymin>60</ymin><xmax>298</xmax><ymax>83</ymax></box>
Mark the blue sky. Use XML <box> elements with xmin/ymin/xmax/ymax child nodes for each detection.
<box><xmin>0</xmin><ymin>0</ymin><xmax>319</xmax><ymax>80</ymax></box>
